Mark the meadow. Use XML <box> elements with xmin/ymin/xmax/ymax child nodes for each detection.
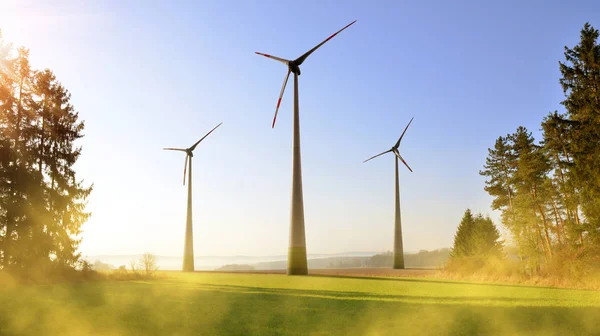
<box><xmin>1</xmin><ymin>271</ymin><xmax>599</xmax><ymax>335</ymax></box>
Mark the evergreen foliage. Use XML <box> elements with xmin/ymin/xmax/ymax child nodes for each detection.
<box><xmin>480</xmin><ymin>22</ymin><xmax>600</xmax><ymax>274</ymax></box>
<box><xmin>0</xmin><ymin>30</ymin><xmax>92</xmax><ymax>274</ymax></box>
<box><xmin>450</xmin><ymin>209</ymin><xmax>503</xmax><ymax>259</ymax></box>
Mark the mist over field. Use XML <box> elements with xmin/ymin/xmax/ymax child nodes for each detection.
<box><xmin>2</xmin><ymin>273</ymin><xmax>600</xmax><ymax>336</ymax></box>
<box><xmin>85</xmin><ymin>252</ymin><xmax>380</xmax><ymax>271</ymax></box>
<box><xmin>84</xmin><ymin>249</ymin><xmax>448</xmax><ymax>271</ymax></box>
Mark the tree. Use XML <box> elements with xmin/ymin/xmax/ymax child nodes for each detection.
<box><xmin>510</xmin><ymin>126</ymin><xmax>554</xmax><ymax>257</ymax></box>
<box><xmin>129</xmin><ymin>259</ymin><xmax>139</xmax><ymax>272</ymax></box>
<box><xmin>140</xmin><ymin>253</ymin><xmax>159</xmax><ymax>277</ymax></box>
<box><xmin>541</xmin><ymin>111</ymin><xmax>582</xmax><ymax>247</ymax></box>
<box><xmin>42</xmin><ymin>80</ymin><xmax>92</xmax><ymax>267</ymax></box>
<box><xmin>471</xmin><ymin>215</ymin><xmax>503</xmax><ymax>257</ymax></box>
<box><xmin>93</xmin><ymin>260</ymin><xmax>115</xmax><ymax>271</ymax></box>
<box><xmin>450</xmin><ymin>209</ymin><xmax>476</xmax><ymax>258</ymax></box>
<box><xmin>0</xmin><ymin>31</ymin><xmax>92</xmax><ymax>274</ymax></box>
<box><xmin>450</xmin><ymin>209</ymin><xmax>502</xmax><ymax>259</ymax></box>
<box><xmin>559</xmin><ymin>22</ymin><xmax>600</xmax><ymax>244</ymax></box>
<box><xmin>480</xmin><ymin>136</ymin><xmax>516</xmax><ymax>213</ymax></box>
<box><xmin>482</xmin><ymin>126</ymin><xmax>561</xmax><ymax>271</ymax></box>
<box><xmin>479</xmin><ymin>23</ymin><xmax>600</xmax><ymax>277</ymax></box>
<box><xmin>368</xmin><ymin>251</ymin><xmax>393</xmax><ymax>267</ymax></box>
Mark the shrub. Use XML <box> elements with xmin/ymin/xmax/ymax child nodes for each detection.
<box><xmin>140</xmin><ymin>253</ymin><xmax>159</xmax><ymax>277</ymax></box>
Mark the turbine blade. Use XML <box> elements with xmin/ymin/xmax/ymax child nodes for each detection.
<box><xmin>183</xmin><ymin>155</ymin><xmax>188</xmax><ymax>185</ymax></box>
<box><xmin>163</xmin><ymin>148</ymin><xmax>186</xmax><ymax>152</ymax></box>
<box><xmin>255</xmin><ymin>52</ymin><xmax>290</xmax><ymax>65</ymax></box>
<box><xmin>272</xmin><ymin>68</ymin><xmax>292</xmax><ymax>128</ymax></box>
<box><xmin>393</xmin><ymin>117</ymin><xmax>414</xmax><ymax>149</ymax></box>
<box><xmin>363</xmin><ymin>149</ymin><xmax>392</xmax><ymax>163</ymax></box>
<box><xmin>189</xmin><ymin>122</ymin><xmax>223</xmax><ymax>151</ymax></box>
<box><xmin>294</xmin><ymin>20</ymin><xmax>357</xmax><ymax>66</ymax></box>
<box><xmin>394</xmin><ymin>151</ymin><xmax>413</xmax><ymax>172</ymax></box>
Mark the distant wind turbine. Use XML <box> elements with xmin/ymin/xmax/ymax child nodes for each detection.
<box><xmin>163</xmin><ymin>122</ymin><xmax>222</xmax><ymax>272</ymax></box>
<box><xmin>363</xmin><ymin>117</ymin><xmax>414</xmax><ymax>269</ymax></box>
<box><xmin>256</xmin><ymin>20</ymin><xmax>357</xmax><ymax>275</ymax></box>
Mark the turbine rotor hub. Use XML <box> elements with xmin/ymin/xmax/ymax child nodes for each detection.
<box><xmin>289</xmin><ymin>62</ymin><xmax>301</xmax><ymax>76</ymax></box>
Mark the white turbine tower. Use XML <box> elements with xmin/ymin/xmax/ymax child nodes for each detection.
<box><xmin>163</xmin><ymin>122</ymin><xmax>222</xmax><ymax>272</ymax></box>
<box><xmin>256</xmin><ymin>20</ymin><xmax>357</xmax><ymax>275</ymax></box>
<box><xmin>364</xmin><ymin>117</ymin><xmax>414</xmax><ymax>269</ymax></box>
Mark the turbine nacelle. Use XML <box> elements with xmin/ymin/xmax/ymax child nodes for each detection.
<box><xmin>289</xmin><ymin>62</ymin><xmax>301</xmax><ymax>76</ymax></box>
<box><xmin>363</xmin><ymin>117</ymin><xmax>414</xmax><ymax>173</ymax></box>
<box><xmin>163</xmin><ymin>122</ymin><xmax>223</xmax><ymax>185</ymax></box>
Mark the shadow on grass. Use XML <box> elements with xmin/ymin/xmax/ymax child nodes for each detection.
<box><xmin>307</xmin><ymin>273</ymin><xmax>582</xmax><ymax>292</ymax></box>
<box><xmin>196</xmin><ymin>269</ymin><xmax>586</xmax><ymax>292</ymax></box>
<box><xmin>185</xmin><ymin>283</ymin><xmax>590</xmax><ymax>307</ymax></box>
<box><xmin>201</xmin><ymin>282</ymin><xmax>600</xmax><ymax>336</ymax></box>
<box><xmin>2</xmin><ymin>277</ymin><xmax>599</xmax><ymax>336</ymax></box>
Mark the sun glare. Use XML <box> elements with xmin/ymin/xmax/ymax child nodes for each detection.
<box><xmin>0</xmin><ymin>2</ymin><xmax>72</xmax><ymax>62</ymax></box>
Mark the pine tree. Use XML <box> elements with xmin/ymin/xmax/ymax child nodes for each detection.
<box><xmin>0</xmin><ymin>32</ymin><xmax>92</xmax><ymax>273</ymax></box>
<box><xmin>471</xmin><ymin>214</ymin><xmax>503</xmax><ymax>257</ymax></box>
<box><xmin>42</xmin><ymin>81</ymin><xmax>92</xmax><ymax>266</ymax></box>
<box><xmin>451</xmin><ymin>209</ymin><xmax>476</xmax><ymax>258</ymax></box>
<box><xmin>510</xmin><ymin>126</ymin><xmax>554</xmax><ymax>257</ymax></box>
<box><xmin>480</xmin><ymin>136</ymin><xmax>516</xmax><ymax>213</ymax></box>
<box><xmin>559</xmin><ymin>22</ymin><xmax>600</xmax><ymax>244</ymax></box>
<box><xmin>541</xmin><ymin>111</ymin><xmax>582</xmax><ymax>247</ymax></box>
<box><xmin>450</xmin><ymin>209</ymin><xmax>503</xmax><ymax>260</ymax></box>
<box><xmin>481</xmin><ymin>127</ymin><xmax>556</xmax><ymax>270</ymax></box>
<box><xmin>0</xmin><ymin>29</ymin><xmax>13</xmax><ymax>267</ymax></box>
<box><xmin>480</xmin><ymin>23</ymin><xmax>600</xmax><ymax>274</ymax></box>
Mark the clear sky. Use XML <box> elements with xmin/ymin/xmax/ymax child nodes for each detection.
<box><xmin>1</xmin><ymin>0</ymin><xmax>598</xmax><ymax>257</ymax></box>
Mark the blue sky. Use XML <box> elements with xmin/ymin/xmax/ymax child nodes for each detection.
<box><xmin>1</xmin><ymin>0</ymin><xmax>598</xmax><ymax>257</ymax></box>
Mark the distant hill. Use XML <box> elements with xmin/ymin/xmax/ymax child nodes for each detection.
<box><xmin>215</xmin><ymin>264</ymin><xmax>255</xmax><ymax>271</ymax></box>
<box><xmin>84</xmin><ymin>251</ymin><xmax>382</xmax><ymax>271</ymax></box>
<box><xmin>252</xmin><ymin>249</ymin><xmax>451</xmax><ymax>270</ymax></box>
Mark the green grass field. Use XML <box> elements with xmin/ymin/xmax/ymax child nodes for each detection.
<box><xmin>1</xmin><ymin>272</ymin><xmax>599</xmax><ymax>335</ymax></box>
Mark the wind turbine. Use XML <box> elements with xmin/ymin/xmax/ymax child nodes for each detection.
<box><xmin>363</xmin><ymin>117</ymin><xmax>414</xmax><ymax>269</ymax></box>
<box><xmin>256</xmin><ymin>20</ymin><xmax>357</xmax><ymax>275</ymax></box>
<box><xmin>163</xmin><ymin>122</ymin><xmax>222</xmax><ymax>272</ymax></box>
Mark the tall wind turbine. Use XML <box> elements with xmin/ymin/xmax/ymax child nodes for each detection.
<box><xmin>256</xmin><ymin>20</ymin><xmax>357</xmax><ymax>275</ymax></box>
<box><xmin>163</xmin><ymin>122</ymin><xmax>222</xmax><ymax>272</ymax></box>
<box><xmin>363</xmin><ymin>117</ymin><xmax>414</xmax><ymax>269</ymax></box>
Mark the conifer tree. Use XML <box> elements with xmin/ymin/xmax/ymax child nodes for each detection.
<box><xmin>0</xmin><ymin>30</ymin><xmax>92</xmax><ymax>272</ymax></box>
<box><xmin>510</xmin><ymin>126</ymin><xmax>553</xmax><ymax>257</ymax></box>
<box><xmin>450</xmin><ymin>209</ymin><xmax>503</xmax><ymax>260</ymax></box>
<box><xmin>481</xmin><ymin>23</ymin><xmax>600</xmax><ymax>273</ymax></box>
<box><xmin>559</xmin><ymin>22</ymin><xmax>600</xmax><ymax>244</ymax></box>
<box><xmin>451</xmin><ymin>209</ymin><xmax>476</xmax><ymax>258</ymax></box>
<box><xmin>541</xmin><ymin>111</ymin><xmax>582</xmax><ymax>246</ymax></box>
<box><xmin>471</xmin><ymin>215</ymin><xmax>503</xmax><ymax>257</ymax></box>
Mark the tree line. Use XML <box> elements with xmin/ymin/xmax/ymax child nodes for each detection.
<box><xmin>365</xmin><ymin>249</ymin><xmax>451</xmax><ymax>268</ymax></box>
<box><xmin>0</xmin><ymin>30</ymin><xmax>91</xmax><ymax>276</ymax></box>
<box><xmin>479</xmin><ymin>23</ymin><xmax>600</xmax><ymax>274</ymax></box>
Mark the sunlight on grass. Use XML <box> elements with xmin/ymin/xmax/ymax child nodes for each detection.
<box><xmin>1</xmin><ymin>273</ymin><xmax>599</xmax><ymax>335</ymax></box>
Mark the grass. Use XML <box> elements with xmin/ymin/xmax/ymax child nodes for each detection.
<box><xmin>1</xmin><ymin>272</ymin><xmax>599</xmax><ymax>335</ymax></box>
